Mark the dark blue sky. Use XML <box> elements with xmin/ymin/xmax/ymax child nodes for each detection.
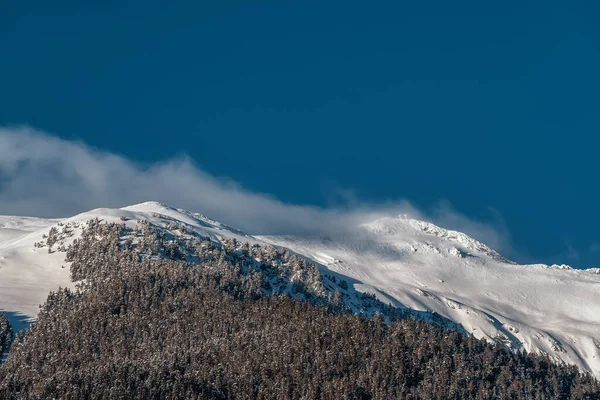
<box><xmin>1</xmin><ymin>1</ymin><xmax>599</xmax><ymax>268</ymax></box>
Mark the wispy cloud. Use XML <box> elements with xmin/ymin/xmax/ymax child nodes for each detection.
<box><xmin>429</xmin><ymin>200</ymin><xmax>515</xmax><ymax>258</ymax></box>
<box><xmin>0</xmin><ymin>126</ymin><xmax>513</xmax><ymax>255</ymax></box>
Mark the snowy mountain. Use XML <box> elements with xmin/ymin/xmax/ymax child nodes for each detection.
<box><xmin>1</xmin><ymin>202</ymin><xmax>599</xmax><ymax>378</ymax></box>
<box><xmin>260</xmin><ymin>216</ymin><xmax>600</xmax><ymax>379</ymax></box>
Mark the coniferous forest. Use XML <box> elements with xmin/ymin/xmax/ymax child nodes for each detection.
<box><xmin>0</xmin><ymin>221</ymin><xmax>599</xmax><ymax>399</ymax></box>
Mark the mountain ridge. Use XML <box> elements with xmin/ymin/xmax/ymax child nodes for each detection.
<box><xmin>1</xmin><ymin>201</ymin><xmax>599</xmax><ymax>378</ymax></box>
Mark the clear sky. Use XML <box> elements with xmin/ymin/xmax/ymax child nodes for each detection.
<box><xmin>1</xmin><ymin>1</ymin><xmax>599</xmax><ymax>268</ymax></box>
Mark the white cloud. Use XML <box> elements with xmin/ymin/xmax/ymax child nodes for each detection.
<box><xmin>0</xmin><ymin>126</ymin><xmax>513</xmax><ymax>254</ymax></box>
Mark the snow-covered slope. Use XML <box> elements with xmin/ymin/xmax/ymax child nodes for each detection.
<box><xmin>0</xmin><ymin>216</ymin><xmax>60</xmax><ymax>242</ymax></box>
<box><xmin>0</xmin><ymin>202</ymin><xmax>256</xmax><ymax>323</ymax></box>
<box><xmin>1</xmin><ymin>203</ymin><xmax>600</xmax><ymax>378</ymax></box>
<box><xmin>259</xmin><ymin>216</ymin><xmax>600</xmax><ymax>378</ymax></box>
<box><xmin>0</xmin><ymin>215</ymin><xmax>66</xmax><ymax>330</ymax></box>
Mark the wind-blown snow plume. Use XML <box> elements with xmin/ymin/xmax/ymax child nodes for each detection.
<box><xmin>0</xmin><ymin>127</ymin><xmax>510</xmax><ymax>250</ymax></box>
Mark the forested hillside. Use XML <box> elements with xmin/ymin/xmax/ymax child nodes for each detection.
<box><xmin>0</xmin><ymin>221</ymin><xmax>598</xmax><ymax>399</ymax></box>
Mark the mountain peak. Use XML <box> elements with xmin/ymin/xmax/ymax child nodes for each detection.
<box><xmin>360</xmin><ymin>215</ymin><xmax>512</xmax><ymax>263</ymax></box>
<box><xmin>120</xmin><ymin>201</ymin><xmax>171</xmax><ymax>212</ymax></box>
